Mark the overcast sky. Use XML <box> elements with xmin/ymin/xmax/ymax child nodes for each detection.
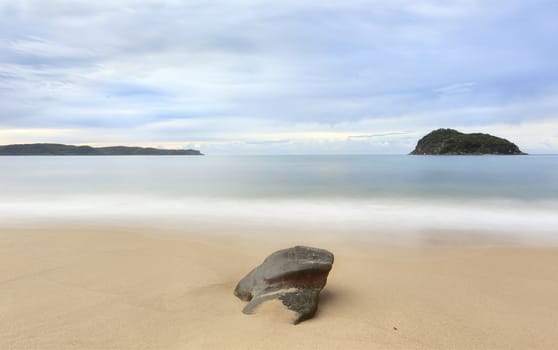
<box><xmin>1</xmin><ymin>0</ymin><xmax>557</xmax><ymax>154</ymax></box>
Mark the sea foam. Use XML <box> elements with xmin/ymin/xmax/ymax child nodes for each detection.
<box><xmin>1</xmin><ymin>196</ymin><xmax>557</xmax><ymax>244</ymax></box>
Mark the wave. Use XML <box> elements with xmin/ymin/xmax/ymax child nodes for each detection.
<box><xmin>1</xmin><ymin>196</ymin><xmax>557</xmax><ymax>243</ymax></box>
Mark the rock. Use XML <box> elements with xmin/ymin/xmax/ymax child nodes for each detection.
<box><xmin>234</xmin><ymin>245</ymin><xmax>334</xmax><ymax>324</ymax></box>
<box><xmin>410</xmin><ymin>128</ymin><xmax>525</xmax><ymax>155</ymax></box>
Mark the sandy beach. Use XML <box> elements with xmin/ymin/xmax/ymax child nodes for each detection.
<box><xmin>1</xmin><ymin>222</ymin><xmax>558</xmax><ymax>349</ymax></box>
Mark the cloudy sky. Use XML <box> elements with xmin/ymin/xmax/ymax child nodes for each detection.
<box><xmin>1</xmin><ymin>0</ymin><xmax>557</xmax><ymax>154</ymax></box>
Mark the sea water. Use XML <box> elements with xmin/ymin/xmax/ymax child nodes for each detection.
<box><xmin>1</xmin><ymin>155</ymin><xmax>557</xmax><ymax>242</ymax></box>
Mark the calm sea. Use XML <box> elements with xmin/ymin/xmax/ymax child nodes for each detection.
<box><xmin>1</xmin><ymin>155</ymin><xmax>557</xmax><ymax>241</ymax></box>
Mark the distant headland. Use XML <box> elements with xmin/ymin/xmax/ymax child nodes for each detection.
<box><xmin>0</xmin><ymin>143</ymin><xmax>203</xmax><ymax>156</ymax></box>
<box><xmin>410</xmin><ymin>129</ymin><xmax>525</xmax><ymax>155</ymax></box>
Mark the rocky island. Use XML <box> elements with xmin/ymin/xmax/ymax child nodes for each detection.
<box><xmin>410</xmin><ymin>129</ymin><xmax>525</xmax><ymax>155</ymax></box>
<box><xmin>0</xmin><ymin>143</ymin><xmax>203</xmax><ymax>156</ymax></box>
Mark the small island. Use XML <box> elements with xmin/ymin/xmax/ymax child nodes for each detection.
<box><xmin>410</xmin><ymin>129</ymin><xmax>525</xmax><ymax>155</ymax></box>
<box><xmin>0</xmin><ymin>143</ymin><xmax>203</xmax><ymax>156</ymax></box>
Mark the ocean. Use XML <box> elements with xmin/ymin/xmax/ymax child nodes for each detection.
<box><xmin>1</xmin><ymin>155</ymin><xmax>557</xmax><ymax>242</ymax></box>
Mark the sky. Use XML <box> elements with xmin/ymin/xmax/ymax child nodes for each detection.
<box><xmin>1</xmin><ymin>0</ymin><xmax>557</xmax><ymax>154</ymax></box>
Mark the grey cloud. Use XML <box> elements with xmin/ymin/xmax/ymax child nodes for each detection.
<box><xmin>0</xmin><ymin>0</ymin><xmax>557</xmax><ymax>152</ymax></box>
<box><xmin>348</xmin><ymin>132</ymin><xmax>412</xmax><ymax>140</ymax></box>
<box><xmin>434</xmin><ymin>82</ymin><xmax>476</xmax><ymax>96</ymax></box>
<box><xmin>245</xmin><ymin>139</ymin><xmax>291</xmax><ymax>145</ymax></box>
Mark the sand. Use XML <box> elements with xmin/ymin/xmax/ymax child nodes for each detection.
<box><xmin>1</xmin><ymin>222</ymin><xmax>558</xmax><ymax>349</ymax></box>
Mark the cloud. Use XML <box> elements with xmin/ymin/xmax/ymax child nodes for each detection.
<box><xmin>0</xmin><ymin>0</ymin><xmax>557</xmax><ymax>153</ymax></box>
<box><xmin>7</xmin><ymin>35</ymin><xmax>95</xmax><ymax>59</ymax></box>
<box><xmin>348</xmin><ymin>132</ymin><xmax>412</xmax><ymax>140</ymax></box>
<box><xmin>434</xmin><ymin>82</ymin><xmax>476</xmax><ymax>96</ymax></box>
<box><xmin>245</xmin><ymin>139</ymin><xmax>291</xmax><ymax>145</ymax></box>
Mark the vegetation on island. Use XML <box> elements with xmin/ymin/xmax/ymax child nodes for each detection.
<box><xmin>410</xmin><ymin>129</ymin><xmax>525</xmax><ymax>155</ymax></box>
<box><xmin>0</xmin><ymin>143</ymin><xmax>203</xmax><ymax>156</ymax></box>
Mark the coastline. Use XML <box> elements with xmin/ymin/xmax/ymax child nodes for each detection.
<box><xmin>2</xmin><ymin>196</ymin><xmax>558</xmax><ymax>246</ymax></box>
<box><xmin>2</xmin><ymin>222</ymin><xmax>558</xmax><ymax>349</ymax></box>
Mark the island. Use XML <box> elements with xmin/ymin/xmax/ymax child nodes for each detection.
<box><xmin>410</xmin><ymin>128</ymin><xmax>525</xmax><ymax>155</ymax></box>
<box><xmin>0</xmin><ymin>143</ymin><xmax>203</xmax><ymax>156</ymax></box>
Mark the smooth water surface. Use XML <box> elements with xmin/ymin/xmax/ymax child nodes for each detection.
<box><xmin>1</xmin><ymin>155</ymin><xmax>557</xmax><ymax>200</ymax></box>
<box><xmin>1</xmin><ymin>155</ymin><xmax>557</xmax><ymax>241</ymax></box>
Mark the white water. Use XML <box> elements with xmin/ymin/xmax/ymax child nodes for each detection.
<box><xmin>1</xmin><ymin>155</ymin><xmax>557</xmax><ymax>243</ymax></box>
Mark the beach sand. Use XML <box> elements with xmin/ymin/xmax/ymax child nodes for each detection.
<box><xmin>1</xmin><ymin>222</ymin><xmax>558</xmax><ymax>349</ymax></box>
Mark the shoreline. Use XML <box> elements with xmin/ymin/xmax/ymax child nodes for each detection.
<box><xmin>2</xmin><ymin>196</ymin><xmax>558</xmax><ymax>246</ymax></box>
<box><xmin>2</xmin><ymin>222</ymin><xmax>558</xmax><ymax>349</ymax></box>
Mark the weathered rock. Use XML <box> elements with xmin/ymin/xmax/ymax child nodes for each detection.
<box><xmin>234</xmin><ymin>246</ymin><xmax>334</xmax><ymax>324</ymax></box>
